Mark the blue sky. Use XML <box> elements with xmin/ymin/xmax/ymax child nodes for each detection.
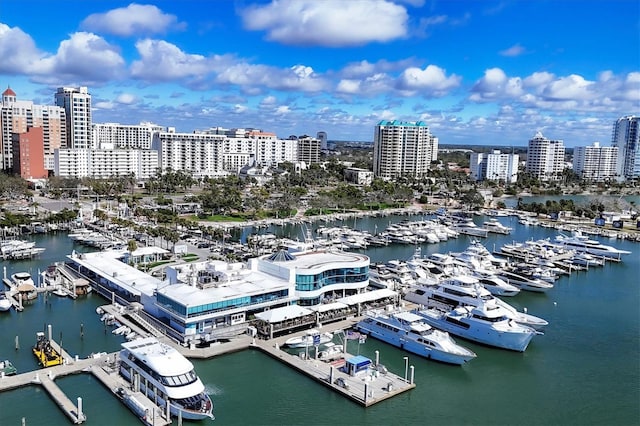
<box><xmin>0</xmin><ymin>0</ymin><xmax>638</xmax><ymax>147</ymax></box>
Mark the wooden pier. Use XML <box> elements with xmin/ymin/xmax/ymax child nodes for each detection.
<box><xmin>0</xmin><ymin>348</ymin><xmax>171</xmax><ymax>425</ymax></box>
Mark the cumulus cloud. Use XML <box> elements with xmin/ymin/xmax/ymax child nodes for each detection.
<box><xmin>396</xmin><ymin>65</ymin><xmax>461</xmax><ymax>96</ymax></box>
<box><xmin>81</xmin><ymin>3</ymin><xmax>185</xmax><ymax>36</ymax></box>
<box><xmin>36</xmin><ymin>32</ymin><xmax>125</xmax><ymax>84</ymax></box>
<box><xmin>469</xmin><ymin>68</ymin><xmax>524</xmax><ymax>101</ymax></box>
<box><xmin>499</xmin><ymin>44</ymin><xmax>526</xmax><ymax>57</ymax></box>
<box><xmin>131</xmin><ymin>39</ymin><xmax>229</xmax><ymax>82</ymax></box>
<box><xmin>470</xmin><ymin>68</ymin><xmax>639</xmax><ymax>114</ymax></box>
<box><xmin>240</xmin><ymin>0</ymin><xmax>408</xmax><ymax>47</ymax></box>
<box><xmin>0</xmin><ymin>23</ymin><xmax>44</xmax><ymax>74</ymax></box>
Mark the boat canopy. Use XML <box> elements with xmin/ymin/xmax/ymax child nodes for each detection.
<box><xmin>254</xmin><ymin>305</ymin><xmax>313</xmax><ymax>323</ymax></box>
<box><xmin>307</xmin><ymin>302</ymin><xmax>348</xmax><ymax>312</ymax></box>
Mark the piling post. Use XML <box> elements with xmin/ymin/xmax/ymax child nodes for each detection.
<box><xmin>77</xmin><ymin>397</ymin><xmax>83</xmax><ymax>421</ymax></box>
<box><xmin>48</xmin><ymin>324</ymin><xmax>52</xmax><ymax>341</ymax></box>
<box><xmin>80</xmin><ymin>323</ymin><xmax>84</xmax><ymax>339</ymax></box>
<box><xmin>410</xmin><ymin>365</ymin><xmax>415</xmax><ymax>384</ymax></box>
<box><xmin>364</xmin><ymin>383</ymin><xmax>369</xmax><ymax>403</ymax></box>
<box><xmin>375</xmin><ymin>350</ymin><xmax>379</xmax><ymax>366</ymax></box>
<box><xmin>15</xmin><ymin>336</ymin><xmax>19</xmax><ymax>350</ymax></box>
<box><xmin>329</xmin><ymin>366</ymin><xmax>334</xmax><ymax>384</ymax></box>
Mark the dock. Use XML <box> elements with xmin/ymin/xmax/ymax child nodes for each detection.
<box><xmin>254</xmin><ymin>336</ymin><xmax>416</xmax><ymax>407</ymax></box>
<box><xmin>2</xmin><ymin>278</ymin><xmax>25</xmax><ymax>311</ymax></box>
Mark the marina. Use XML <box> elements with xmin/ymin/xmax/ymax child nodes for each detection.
<box><xmin>0</xmin><ymin>209</ymin><xmax>638</xmax><ymax>425</ymax></box>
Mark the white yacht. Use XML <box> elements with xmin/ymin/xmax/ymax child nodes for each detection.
<box><xmin>0</xmin><ymin>292</ymin><xmax>12</xmax><ymax>311</ymax></box>
<box><xmin>496</xmin><ymin>269</ymin><xmax>554</xmax><ymax>293</ymax></box>
<box><xmin>413</xmin><ymin>304</ymin><xmax>538</xmax><ymax>352</ymax></box>
<box><xmin>483</xmin><ymin>218</ymin><xmax>513</xmax><ymax>234</ymax></box>
<box><xmin>554</xmin><ymin>233</ymin><xmax>631</xmax><ymax>259</ymax></box>
<box><xmin>355</xmin><ymin>310</ymin><xmax>476</xmax><ymax>365</ymax></box>
<box><xmin>119</xmin><ymin>337</ymin><xmax>214</xmax><ymax>421</ymax></box>
<box><xmin>403</xmin><ymin>276</ymin><xmax>548</xmax><ymax>330</ymax></box>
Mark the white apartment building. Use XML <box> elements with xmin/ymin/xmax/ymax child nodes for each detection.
<box><xmin>373</xmin><ymin>120</ymin><xmax>438</xmax><ymax>180</ymax></box>
<box><xmin>612</xmin><ymin>115</ymin><xmax>639</xmax><ymax>181</ymax></box>
<box><xmin>469</xmin><ymin>150</ymin><xmax>519</xmax><ymax>182</ymax></box>
<box><xmin>54</xmin><ymin>148</ymin><xmax>158</xmax><ymax>179</ymax></box>
<box><xmin>1</xmin><ymin>87</ymin><xmax>66</xmax><ymax>171</ymax></box>
<box><xmin>153</xmin><ymin>129</ymin><xmax>298</xmax><ymax>178</ymax></box>
<box><xmin>525</xmin><ymin>131</ymin><xmax>565</xmax><ymax>181</ymax></box>
<box><xmin>93</xmin><ymin>122</ymin><xmax>165</xmax><ymax>149</ymax></box>
<box><xmin>573</xmin><ymin>142</ymin><xmax>619</xmax><ymax>181</ymax></box>
<box><xmin>55</xmin><ymin>87</ymin><xmax>92</xmax><ymax>149</ymax></box>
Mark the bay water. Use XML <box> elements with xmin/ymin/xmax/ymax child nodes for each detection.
<box><xmin>0</xmin><ymin>212</ymin><xmax>638</xmax><ymax>426</ymax></box>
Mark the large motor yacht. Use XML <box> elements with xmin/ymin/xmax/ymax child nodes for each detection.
<box><xmin>119</xmin><ymin>337</ymin><xmax>214</xmax><ymax>421</ymax></box>
<box><xmin>355</xmin><ymin>310</ymin><xmax>476</xmax><ymax>365</ymax></box>
<box><xmin>403</xmin><ymin>275</ymin><xmax>548</xmax><ymax>330</ymax></box>
<box><xmin>554</xmin><ymin>233</ymin><xmax>631</xmax><ymax>259</ymax></box>
<box><xmin>412</xmin><ymin>304</ymin><xmax>538</xmax><ymax>352</ymax></box>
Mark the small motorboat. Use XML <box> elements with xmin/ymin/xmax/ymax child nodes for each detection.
<box><xmin>0</xmin><ymin>292</ymin><xmax>12</xmax><ymax>312</ymax></box>
<box><xmin>52</xmin><ymin>287</ymin><xmax>68</xmax><ymax>297</ymax></box>
<box><xmin>0</xmin><ymin>359</ymin><xmax>17</xmax><ymax>376</ymax></box>
<box><xmin>284</xmin><ymin>330</ymin><xmax>333</xmax><ymax>348</ymax></box>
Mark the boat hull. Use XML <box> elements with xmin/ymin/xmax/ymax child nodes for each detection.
<box><xmin>414</xmin><ymin>309</ymin><xmax>535</xmax><ymax>352</ymax></box>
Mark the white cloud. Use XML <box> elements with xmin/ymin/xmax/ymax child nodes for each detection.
<box><xmin>81</xmin><ymin>3</ymin><xmax>184</xmax><ymax>36</ymax></box>
<box><xmin>336</xmin><ymin>79</ymin><xmax>361</xmax><ymax>94</ymax></box>
<box><xmin>260</xmin><ymin>96</ymin><xmax>278</xmax><ymax>106</ymax></box>
<box><xmin>396</xmin><ymin>65</ymin><xmax>461</xmax><ymax>96</ymax></box>
<box><xmin>240</xmin><ymin>0</ymin><xmax>408</xmax><ymax>47</ymax></box>
<box><xmin>0</xmin><ymin>23</ymin><xmax>44</xmax><ymax>74</ymax></box>
<box><xmin>131</xmin><ymin>39</ymin><xmax>226</xmax><ymax>81</ymax></box>
<box><xmin>469</xmin><ymin>68</ymin><xmax>524</xmax><ymax>101</ymax></box>
<box><xmin>35</xmin><ymin>32</ymin><xmax>125</xmax><ymax>85</ymax></box>
<box><xmin>116</xmin><ymin>93</ymin><xmax>137</xmax><ymax>104</ymax></box>
<box><xmin>233</xmin><ymin>104</ymin><xmax>248</xmax><ymax>114</ymax></box>
<box><xmin>499</xmin><ymin>44</ymin><xmax>526</xmax><ymax>57</ymax></box>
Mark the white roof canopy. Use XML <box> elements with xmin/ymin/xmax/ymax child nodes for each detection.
<box><xmin>337</xmin><ymin>289</ymin><xmax>397</xmax><ymax>305</ymax></box>
<box><xmin>254</xmin><ymin>305</ymin><xmax>314</xmax><ymax>323</ymax></box>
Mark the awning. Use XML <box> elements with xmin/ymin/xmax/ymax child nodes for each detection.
<box><xmin>307</xmin><ymin>302</ymin><xmax>349</xmax><ymax>313</ymax></box>
<box><xmin>254</xmin><ymin>305</ymin><xmax>314</xmax><ymax>323</ymax></box>
<box><xmin>336</xmin><ymin>289</ymin><xmax>397</xmax><ymax>305</ymax></box>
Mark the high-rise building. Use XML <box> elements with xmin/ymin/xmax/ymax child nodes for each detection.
<box><xmin>573</xmin><ymin>142</ymin><xmax>618</xmax><ymax>181</ymax></box>
<box><xmin>92</xmin><ymin>121</ymin><xmax>165</xmax><ymax>149</ymax></box>
<box><xmin>55</xmin><ymin>87</ymin><xmax>92</xmax><ymax>149</ymax></box>
<box><xmin>525</xmin><ymin>131</ymin><xmax>565</xmax><ymax>181</ymax></box>
<box><xmin>373</xmin><ymin>120</ymin><xmax>438</xmax><ymax>180</ymax></box>
<box><xmin>296</xmin><ymin>136</ymin><xmax>321</xmax><ymax>165</ymax></box>
<box><xmin>469</xmin><ymin>150</ymin><xmax>519</xmax><ymax>182</ymax></box>
<box><xmin>54</xmin><ymin>148</ymin><xmax>158</xmax><ymax>179</ymax></box>
<box><xmin>317</xmin><ymin>131</ymin><xmax>328</xmax><ymax>150</ymax></box>
<box><xmin>611</xmin><ymin>115</ymin><xmax>639</xmax><ymax>181</ymax></box>
<box><xmin>1</xmin><ymin>87</ymin><xmax>66</xmax><ymax>171</ymax></box>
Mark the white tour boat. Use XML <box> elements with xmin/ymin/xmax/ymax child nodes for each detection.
<box><xmin>355</xmin><ymin>310</ymin><xmax>476</xmax><ymax>365</ymax></box>
<box><xmin>119</xmin><ymin>337</ymin><xmax>214</xmax><ymax>421</ymax></box>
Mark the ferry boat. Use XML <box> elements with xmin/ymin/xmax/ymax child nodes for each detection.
<box><xmin>355</xmin><ymin>310</ymin><xmax>477</xmax><ymax>365</ymax></box>
<box><xmin>119</xmin><ymin>337</ymin><xmax>214</xmax><ymax>421</ymax></box>
<box><xmin>32</xmin><ymin>332</ymin><xmax>63</xmax><ymax>367</ymax></box>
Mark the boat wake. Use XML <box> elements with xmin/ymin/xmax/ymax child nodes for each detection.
<box><xmin>204</xmin><ymin>384</ymin><xmax>224</xmax><ymax>396</ymax></box>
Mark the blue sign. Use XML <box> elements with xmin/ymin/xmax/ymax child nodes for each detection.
<box><xmin>313</xmin><ymin>334</ymin><xmax>321</xmax><ymax>345</ymax></box>
<box><xmin>612</xmin><ymin>220</ymin><xmax>623</xmax><ymax>229</ymax></box>
<box><xmin>594</xmin><ymin>218</ymin><xmax>606</xmax><ymax>227</ymax></box>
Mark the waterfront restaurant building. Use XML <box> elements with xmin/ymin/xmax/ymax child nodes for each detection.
<box><xmin>66</xmin><ymin>248</ymin><xmax>372</xmax><ymax>345</ymax></box>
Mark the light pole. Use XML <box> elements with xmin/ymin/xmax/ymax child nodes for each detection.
<box><xmin>403</xmin><ymin>356</ymin><xmax>409</xmax><ymax>383</ymax></box>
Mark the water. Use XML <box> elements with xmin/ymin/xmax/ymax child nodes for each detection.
<box><xmin>1</xmin><ymin>218</ymin><xmax>639</xmax><ymax>426</ymax></box>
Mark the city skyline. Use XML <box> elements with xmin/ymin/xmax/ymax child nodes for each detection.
<box><xmin>0</xmin><ymin>1</ymin><xmax>638</xmax><ymax>147</ymax></box>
